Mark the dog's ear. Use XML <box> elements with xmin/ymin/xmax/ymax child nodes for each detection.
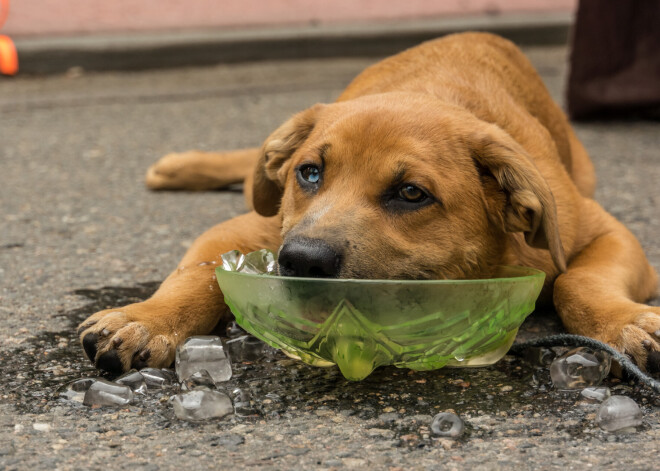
<box><xmin>471</xmin><ymin>124</ymin><xmax>567</xmax><ymax>272</ymax></box>
<box><xmin>252</xmin><ymin>105</ymin><xmax>323</xmax><ymax>216</ymax></box>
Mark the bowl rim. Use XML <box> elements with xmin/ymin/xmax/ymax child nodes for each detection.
<box><xmin>216</xmin><ymin>264</ymin><xmax>546</xmax><ymax>286</ymax></box>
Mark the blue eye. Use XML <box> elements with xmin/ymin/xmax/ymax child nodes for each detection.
<box><xmin>299</xmin><ymin>165</ymin><xmax>320</xmax><ymax>184</ymax></box>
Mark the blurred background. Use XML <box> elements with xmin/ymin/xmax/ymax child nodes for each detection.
<box><xmin>4</xmin><ymin>0</ymin><xmax>656</xmax><ymax>118</ymax></box>
<box><xmin>1</xmin><ymin>0</ymin><xmax>575</xmax><ymax>75</ymax></box>
<box><xmin>4</xmin><ymin>0</ymin><xmax>575</xmax><ymax>36</ymax></box>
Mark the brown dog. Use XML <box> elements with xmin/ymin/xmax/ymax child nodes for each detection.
<box><xmin>78</xmin><ymin>32</ymin><xmax>660</xmax><ymax>374</ymax></box>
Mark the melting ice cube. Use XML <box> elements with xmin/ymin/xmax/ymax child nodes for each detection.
<box><xmin>139</xmin><ymin>368</ymin><xmax>175</xmax><ymax>388</ymax></box>
<box><xmin>60</xmin><ymin>378</ymin><xmax>96</xmax><ymax>403</ymax></box>
<box><xmin>596</xmin><ymin>395</ymin><xmax>643</xmax><ymax>432</ymax></box>
<box><xmin>232</xmin><ymin>387</ymin><xmax>258</xmax><ymax>417</ymax></box>
<box><xmin>431</xmin><ymin>412</ymin><xmax>465</xmax><ymax>438</ymax></box>
<box><xmin>549</xmin><ymin>347</ymin><xmax>611</xmax><ymax>390</ymax></box>
<box><xmin>181</xmin><ymin>369</ymin><xmax>217</xmax><ymax>391</ymax></box>
<box><xmin>226</xmin><ymin>321</ymin><xmax>246</xmax><ymax>338</ymax></box>
<box><xmin>83</xmin><ymin>379</ymin><xmax>134</xmax><ymax>407</ymax></box>
<box><xmin>115</xmin><ymin>370</ymin><xmax>148</xmax><ymax>394</ymax></box>
<box><xmin>171</xmin><ymin>390</ymin><xmax>233</xmax><ymax>421</ymax></box>
<box><xmin>524</xmin><ymin>347</ymin><xmax>556</xmax><ymax>367</ymax></box>
<box><xmin>580</xmin><ymin>386</ymin><xmax>611</xmax><ymax>403</ymax></box>
<box><xmin>225</xmin><ymin>335</ymin><xmax>272</xmax><ymax>363</ymax></box>
<box><xmin>241</xmin><ymin>249</ymin><xmax>276</xmax><ymax>274</ymax></box>
<box><xmin>176</xmin><ymin>336</ymin><xmax>232</xmax><ymax>383</ymax></box>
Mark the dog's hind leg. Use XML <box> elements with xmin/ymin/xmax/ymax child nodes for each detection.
<box><xmin>145</xmin><ymin>147</ymin><xmax>260</xmax><ymax>192</ymax></box>
<box><xmin>553</xmin><ymin>199</ymin><xmax>660</xmax><ymax>369</ymax></box>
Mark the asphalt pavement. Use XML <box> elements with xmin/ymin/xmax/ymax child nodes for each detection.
<box><xmin>1</xmin><ymin>44</ymin><xmax>660</xmax><ymax>469</ymax></box>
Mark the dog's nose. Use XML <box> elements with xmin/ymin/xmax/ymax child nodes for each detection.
<box><xmin>278</xmin><ymin>238</ymin><xmax>341</xmax><ymax>278</ymax></box>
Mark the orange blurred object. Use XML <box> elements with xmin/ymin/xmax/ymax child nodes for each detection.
<box><xmin>0</xmin><ymin>0</ymin><xmax>17</xmax><ymax>75</ymax></box>
<box><xmin>0</xmin><ymin>35</ymin><xmax>18</xmax><ymax>75</ymax></box>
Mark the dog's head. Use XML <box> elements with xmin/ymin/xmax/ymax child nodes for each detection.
<box><xmin>253</xmin><ymin>93</ymin><xmax>565</xmax><ymax>279</ymax></box>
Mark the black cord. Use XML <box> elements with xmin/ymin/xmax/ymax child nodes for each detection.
<box><xmin>510</xmin><ymin>334</ymin><xmax>660</xmax><ymax>394</ymax></box>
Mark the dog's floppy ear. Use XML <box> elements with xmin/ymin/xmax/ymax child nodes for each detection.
<box><xmin>471</xmin><ymin>124</ymin><xmax>567</xmax><ymax>272</ymax></box>
<box><xmin>252</xmin><ymin>105</ymin><xmax>323</xmax><ymax>216</ymax></box>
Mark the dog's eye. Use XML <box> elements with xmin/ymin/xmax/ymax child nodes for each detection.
<box><xmin>398</xmin><ymin>184</ymin><xmax>426</xmax><ymax>203</ymax></box>
<box><xmin>296</xmin><ymin>164</ymin><xmax>322</xmax><ymax>192</ymax></box>
<box><xmin>384</xmin><ymin>183</ymin><xmax>435</xmax><ymax>212</ymax></box>
<box><xmin>300</xmin><ymin>165</ymin><xmax>320</xmax><ymax>183</ymax></box>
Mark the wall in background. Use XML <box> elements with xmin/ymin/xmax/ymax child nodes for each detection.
<box><xmin>3</xmin><ymin>0</ymin><xmax>577</xmax><ymax>37</ymax></box>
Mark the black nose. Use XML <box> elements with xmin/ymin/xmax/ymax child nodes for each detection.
<box><xmin>278</xmin><ymin>238</ymin><xmax>342</xmax><ymax>278</ymax></box>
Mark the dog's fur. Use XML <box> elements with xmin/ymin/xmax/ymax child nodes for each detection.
<box><xmin>78</xmin><ymin>33</ymin><xmax>660</xmax><ymax>373</ymax></box>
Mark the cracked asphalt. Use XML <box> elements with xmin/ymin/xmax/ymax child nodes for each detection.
<box><xmin>1</xmin><ymin>45</ymin><xmax>659</xmax><ymax>469</ymax></box>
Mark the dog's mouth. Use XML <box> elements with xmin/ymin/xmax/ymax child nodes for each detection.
<box><xmin>275</xmin><ymin>237</ymin><xmax>451</xmax><ymax>281</ymax></box>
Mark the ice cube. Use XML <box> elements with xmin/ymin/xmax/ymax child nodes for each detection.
<box><xmin>226</xmin><ymin>321</ymin><xmax>246</xmax><ymax>338</ymax></box>
<box><xmin>580</xmin><ymin>386</ymin><xmax>611</xmax><ymax>403</ymax></box>
<box><xmin>175</xmin><ymin>336</ymin><xmax>232</xmax><ymax>383</ymax></box>
<box><xmin>430</xmin><ymin>412</ymin><xmax>464</xmax><ymax>438</ymax></box>
<box><xmin>241</xmin><ymin>249</ymin><xmax>276</xmax><ymax>274</ymax></box>
<box><xmin>524</xmin><ymin>347</ymin><xmax>556</xmax><ymax>367</ymax></box>
<box><xmin>171</xmin><ymin>390</ymin><xmax>233</xmax><ymax>421</ymax></box>
<box><xmin>225</xmin><ymin>335</ymin><xmax>272</xmax><ymax>363</ymax></box>
<box><xmin>181</xmin><ymin>369</ymin><xmax>216</xmax><ymax>391</ymax></box>
<box><xmin>596</xmin><ymin>395</ymin><xmax>643</xmax><ymax>432</ymax></box>
<box><xmin>115</xmin><ymin>370</ymin><xmax>147</xmax><ymax>394</ymax></box>
<box><xmin>83</xmin><ymin>379</ymin><xmax>134</xmax><ymax>407</ymax></box>
<box><xmin>139</xmin><ymin>368</ymin><xmax>174</xmax><ymax>388</ymax></box>
<box><xmin>220</xmin><ymin>250</ymin><xmax>245</xmax><ymax>272</ymax></box>
<box><xmin>60</xmin><ymin>378</ymin><xmax>96</xmax><ymax>403</ymax></box>
<box><xmin>549</xmin><ymin>347</ymin><xmax>611</xmax><ymax>390</ymax></box>
<box><xmin>232</xmin><ymin>387</ymin><xmax>258</xmax><ymax>417</ymax></box>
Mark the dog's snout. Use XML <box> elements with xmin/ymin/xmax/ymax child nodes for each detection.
<box><xmin>278</xmin><ymin>238</ymin><xmax>342</xmax><ymax>278</ymax></box>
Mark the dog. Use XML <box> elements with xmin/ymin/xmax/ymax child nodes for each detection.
<box><xmin>78</xmin><ymin>32</ymin><xmax>660</xmax><ymax>374</ymax></box>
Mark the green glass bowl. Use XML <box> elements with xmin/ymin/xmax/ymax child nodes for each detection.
<box><xmin>216</xmin><ymin>250</ymin><xmax>545</xmax><ymax>381</ymax></box>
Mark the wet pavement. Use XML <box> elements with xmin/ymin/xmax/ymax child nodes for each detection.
<box><xmin>2</xmin><ymin>45</ymin><xmax>660</xmax><ymax>469</ymax></box>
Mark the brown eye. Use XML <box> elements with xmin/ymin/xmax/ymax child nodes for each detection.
<box><xmin>398</xmin><ymin>184</ymin><xmax>426</xmax><ymax>202</ymax></box>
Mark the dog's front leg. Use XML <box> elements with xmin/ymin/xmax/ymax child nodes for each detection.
<box><xmin>77</xmin><ymin>212</ymin><xmax>282</xmax><ymax>373</ymax></box>
<box><xmin>553</xmin><ymin>201</ymin><xmax>660</xmax><ymax>368</ymax></box>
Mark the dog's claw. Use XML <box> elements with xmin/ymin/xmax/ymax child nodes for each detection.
<box><xmin>131</xmin><ymin>349</ymin><xmax>150</xmax><ymax>370</ymax></box>
<box><xmin>77</xmin><ymin>321</ymin><xmax>96</xmax><ymax>336</ymax></box>
<box><xmin>82</xmin><ymin>333</ymin><xmax>99</xmax><ymax>362</ymax></box>
<box><xmin>97</xmin><ymin>350</ymin><xmax>123</xmax><ymax>374</ymax></box>
<box><xmin>647</xmin><ymin>351</ymin><xmax>660</xmax><ymax>374</ymax></box>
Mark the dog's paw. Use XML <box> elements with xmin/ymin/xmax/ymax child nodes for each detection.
<box><xmin>77</xmin><ymin>305</ymin><xmax>178</xmax><ymax>374</ymax></box>
<box><xmin>609</xmin><ymin>309</ymin><xmax>660</xmax><ymax>372</ymax></box>
<box><xmin>145</xmin><ymin>151</ymin><xmax>222</xmax><ymax>191</ymax></box>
